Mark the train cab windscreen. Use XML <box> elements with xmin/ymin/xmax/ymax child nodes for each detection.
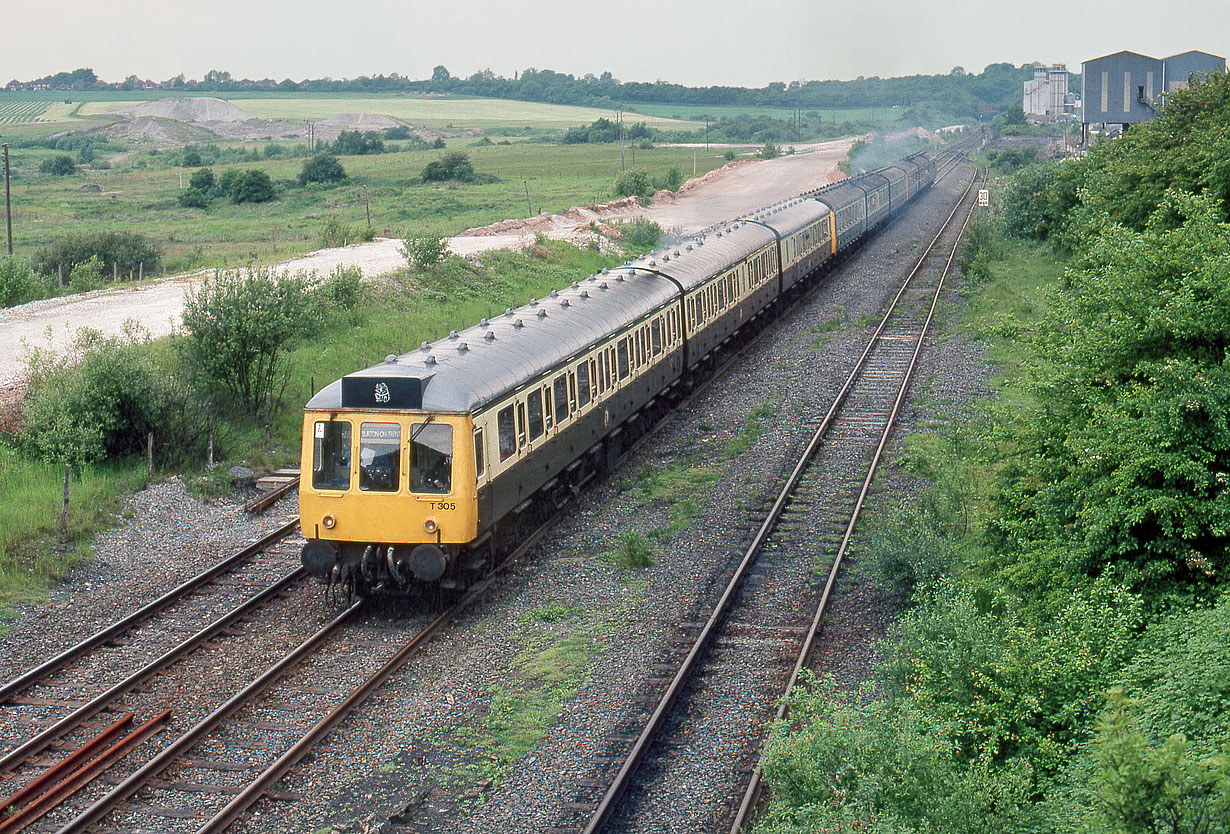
<box><xmin>312</xmin><ymin>421</ymin><xmax>352</xmax><ymax>490</ymax></box>
<box><xmin>411</xmin><ymin>423</ymin><xmax>453</xmax><ymax>493</ymax></box>
<box><xmin>359</xmin><ymin>422</ymin><xmax>401</xmax><ymax>492</ymax></box>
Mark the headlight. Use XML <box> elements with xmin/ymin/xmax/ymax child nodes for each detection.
<box><xmin>424</xmin><ymin>518</ymin><xmax>439</xmax><ymax>534</ymax></box>
<box><xmin>322</xmin><ymin>514</ymin><xmax>336</xmax><ymax>529</ymax></box>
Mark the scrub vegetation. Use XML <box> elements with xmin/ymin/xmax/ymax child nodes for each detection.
<box><xmin>755</xmin><ymin>71</ymin><xmax>1230</xmax><ymax>833</ymax></box>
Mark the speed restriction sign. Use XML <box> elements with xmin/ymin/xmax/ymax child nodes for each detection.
<box><xmin>978</xmin><ymin>189</ymin><xmax>989</xmax><ymax>207</ymax></box>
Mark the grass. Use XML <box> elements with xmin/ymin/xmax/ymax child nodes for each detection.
<box><xmin>443</xmin><ymin>619</ymin><xmax>605</xmax><ymax>794</ymax></box>
<box><xmin>0</xmin><ymin>446</ymin><xmax>143</xmax><ymax>630</ymax></box>
<box><xmin>603</xmin><ymin>531</ymin><xmax>655</xmax><ymax>569</ymax></box>
<box><xmin>724</xmin><ymin>399</ymin><xmax>777</xmax><ymax>458</ymax></box>
<box><xmin>635</xmin><ymin>461</ymin><xmax>723</xmax><ymax>538</ymax></box>
<box><xmin>808</xmin><ymin>309</ymin><xmax>846</xmax><ymax>349</ymax></box>
<box><xmin>1</xmin><ymin>141</ymin><xmax>730</xmax><ymax>273</ymax></box>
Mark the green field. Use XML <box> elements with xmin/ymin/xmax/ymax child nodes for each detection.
<box><xmin>625</xmin><ymin>101</ymin><xmax>908</xmax><ymax>126</ymax></box>
<box><xmin>3</xmin><ymin>140</ymin><xmax>730</xmax><ymax>272</ymax></box>
<box><xmin>1</xmin><ymin>91</ymin><xmax>699</xmax><ymax>131</ymax></box>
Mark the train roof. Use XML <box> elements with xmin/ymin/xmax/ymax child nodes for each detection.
<box><xmin>307</xmin><ymin>154</ymin><xmax>932</xmax><ymax>416</ymax></box>
<box><xmin>307</xmin><ymin>265</ymin><xmax>679</xmax><ymax>414</ymax></box>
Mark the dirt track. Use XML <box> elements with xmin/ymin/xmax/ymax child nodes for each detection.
<box><xmin>0</xmin><ymin>139</ymin><xmax>855</xmax><ymax>388</ymax></box>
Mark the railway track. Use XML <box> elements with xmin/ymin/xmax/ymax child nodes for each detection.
<box><xmin>548</xmin><ymin>162</ymin><xmax>981</xmax><ymax>834</ymax></box>
<box><xmin>0</xmin><ymin>149</ymin><xmax>975</xmax><ymax>834</ymax></box>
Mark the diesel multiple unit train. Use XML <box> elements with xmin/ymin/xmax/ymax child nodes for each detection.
<box><xmin>299</xmin><ymin>152</ymin><xmax>938</xmax><ymax>595</ymax></box>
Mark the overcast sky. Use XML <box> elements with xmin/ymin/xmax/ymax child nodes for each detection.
<box><xmin>7</xmin><ymin>1</ymin><xmax>1226</xmax><ymax>87</ymax></box>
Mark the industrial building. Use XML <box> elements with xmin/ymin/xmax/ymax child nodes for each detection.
<box><xmin>1023</xmin><ymin>65</ymin><xmax>1076</xmax><ymax>121</ymax></box>
<box><xmin>1081</xmin><ymin>50</ymin><xmax>1225</xmax><ymax>139</ymax></box>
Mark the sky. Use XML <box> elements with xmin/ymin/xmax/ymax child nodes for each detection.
<box><xmin>7</xmin><ymin>0</ymin><xmax>1227</xmax><ymax>87</ymax></box>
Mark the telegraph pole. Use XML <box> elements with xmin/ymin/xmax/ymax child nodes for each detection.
<box><xmin>3</xmin><ymin>144</ymin><xmax>12</xmax><ymax>255</ymax></box>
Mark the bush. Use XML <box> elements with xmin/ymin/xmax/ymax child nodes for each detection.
<box><xmin>35</xmin><ymin>231</ymin><xmax>162</xmax><ymax>278</ymax></box>
<box><xmin>621</xmin><ymin>217</ymin><xmax>662</xmax><ymax>251</ymax></box>
<box><xmin>68</xmin><ymin>256</ymin><xmax>104</xmax><ymax>293</ymax></box>
<box><xmin>0</xmin><ymin>255</ymin><xmax>51</xmax><ymax>308</ymax></box>
<box><xmin>431</xmin><ymin>137</ymin><xmax>446</xmax><ymax>150</ymax></box>
<box><xmin>421</xmin><ymin>151</ymin><xmax>475</xmax><ymax>183</ymax></box>
<box><xmin>613</xmin><ymin>531</ymin><xmax>654</xmax><ymax>568</ymax></box>
<box><xmin>398</xmin><ymin>235</ymin><xmax>449</xmax><ymax>269</ymax></box>
<box><xmin>181</xmin><ymin>148</ymin><xmax>203</xmax><ymax>167</ymax></box>
<box><xmin>179</xmin><ymin>269</ymin><xmax>322</xmax><ymax>414</ymax></box>
<box><xmin>654</xmin><ymin>166</ymin><xmax>684</xmax><ymax>192</ymax></box>
<box><xmin>383</xmin><ymin>125</ymin><xmax>411</xmax><ymax>140</ymax></box>
<box><xmin>189</xmin><ymin>168</ymin><xmax>215</xmax><ymax>192</ymax></box>
<box><xmin>332</xmin><ymin>130</ymin><xmax>384</xmax><ymax>156</ymax></box>
<box><xmin>314</xmin><ymin>265</ymin><xmax>365</xmax><ymax>311</ymax></box>
<box><xmin>614</xmin><ymin>169</ymin><xmax>653</xmax><ymax>200</ymax></box>
<box><xmin>318</xmin><ymin>215</ymin><xmax>373</xmax><ymax>248</ymax></box>
<box><xmin>39</xmin><ymin>154</ymin><xmax>77</xmax><ymax>176</ymax></box>
<box><xmin>21</xmin><ymin>332</ymin><xmax>204</xmax><ymax>465</ymax></box>
<box><xmin>177</xmin><ymin>188</ymin><xmax>211</xmax><ymax>209</ymax></box>
<box><xmin>758</xmin><ymin>141</ymin><xmax>780</xmax><ymax>160</ymax></box>
<box><xmin>299</xmin><ymin>152</ymin><xmax>348</xmax><ymax>186</ymax></box>
<box><xmin>230</xmin><ymin>169</ymin><xmax>276</xmax><ymax>204</ymax></box>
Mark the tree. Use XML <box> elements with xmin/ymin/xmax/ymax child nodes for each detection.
<box><xmin>614</xmin><ymin>169</ymin><xmax>653</xmax><ymax>200</ymax></box>
<box><xmin>398</xmin><ymin>236</ymin><xmax>449</xmax><ymax>268</ymax></box>
<box><xmin>179</xmin><ymin>269</ymin><xmax>321</xmax><ymax>414</ymax></box>
<box><xmin>40</xmin><ymin>155</ymin><xmax>77</xmax><ymax>176</ymax></box>
<box><xmin>432</xmin><ymin>65</ymin><xmax>451</xmax><ymax>82</ymax></box>
<box><xmin>298</xmin><ymin>152</ymin><xmax>347</xmax><ymax>185</ymax></box>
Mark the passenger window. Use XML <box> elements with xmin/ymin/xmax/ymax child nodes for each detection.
<box><xmin>516</xmin><ymin>403</ymin><xmax>527</xmax><ymax>447</ymax></box>
<box><xmin>576</xmin><ymin>364</ymin><xmax>591</xmax><ymax>407</ymax></box>
<box><xmin>542</xmin><ymin>385</ymin><xmax>553</xmax><ymax>430</ymax></box>
<box><xmin>359</xmin><ymin>422</ymin><xmax>401</xmax><ymax>493</ymax></box>
<box><xmin>554</xmin><ymin>376</ymin><xmax>570</xmax><ymax>420</ymax></box>
<box><xmin>617</xmin><ymin>339</ymin><xmax>630</xmax><ymax>380</ymax></box>
<box><xmin>651</xmin><ymin>318</ymin><xmax>662</xmax><ymax>355</ymax></box>
<box><xmin>474</xmin><ymin>429</ymin><xmax>485</xmax><ymax>479</ymax></box>
<box><xmin>497</xmin><ymin>406</ymin><xmax>515</xmax><ymax>461</ymax></box>
<box><xmin>312</xmin><ymin>421</ymin><xmax>352</xmax><ymax>491</ymax></box>
<box><xmin>409</xmin><ymin>422</ymin><xmax>452</xmax><ymax>494</ymax></box>
<box><xmin>572</xmin><ymin>370</ymin><xmax>583</xmax><ymax>409</ymax></box>
<box><xmin>528</xmin><ymin>390</ymin><xmax>544</xmax><ymax>440</ymax></box>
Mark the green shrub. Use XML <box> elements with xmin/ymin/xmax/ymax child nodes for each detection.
<box><xmin>614</xmin><ymin>169</ymin><xmax>653</xmax><ymax>200</ymax></box>
<box><xmin>21</xmin><ymin>332</ymin><xmax>204</xmax><ymax>465</ymax></box>
<box><xmin>39</xmin><ymin>154</ymin><xmax>77</xmax><ymax>175</ymax></box>
<box><xmin>398</xmin><ymin>235</ymin><xmax>449</xmax><ymax>269</ymax></box>
<box><xmin>654</xmin><ymin>166</ymin><xmax>684</xmax><ymax>192</ymax></box>
<box><xmin>758</xmin><ymin>141</ymin><xmax>780</xmax><ymax>160</ymax></box>
<box><xmin>318</xmin><ymin>215</ymin><xmax>372</xmax><ymax>248</ymax></box>
<box><xmin>35</xmin><ymin>230</ymin><xmax>162</xmax><ymax>278</ymax></box>
<box><xmin>421</xmin><ymin>151</ymin><xmax>475</xmax><ymax>183</ymax></box>
<box><xmin>299</xmin><ymin>152</ymin><xmax>347</xmax><ymax>186</ymax></box>
<box><xmin>621</xmin><ymin>217</ymin><xmax>662</xmax><ymax>252</ymax></box>
<box><xmin>188</xmin><ymin>168</ymin><xmax>215</xmax><ymax>192</ymax></box>
<box><xmin>68</xmin><ymin>256</ymin><xmax>104</xmax><ymax>293</ymax></box>
<box><xmin>314</xmin><ymin>265</ymin><xmax>365</xmax><ymax>311</ymax></box>
<box><xmin>179</xmin><ymin>269</ymin><xmax>322</xmax><ymax>414</ymax></box>
<box><xmin>230</xmin><ymin>169</ymin><xmax>276</xmax><ymax>204</ymax></box>
<box><xmin>177</xmin><ymin>188</ymin><xmax>211</xmax><ymax>209</ymax></box>
<box><xmin>0</xmin><ymin>255</ymin><xmax>50</xmax><ymax>308</ymax></box>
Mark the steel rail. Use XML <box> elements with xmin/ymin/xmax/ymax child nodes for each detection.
<box><xmin>54</xmin><ymin>600</ymin><xmax>364</xmax><ymax>834</ymax></box>
<box><xmin>0</xmin><ymin>519</ymin><xmax>300</xmax><ymax>703</ymax></box>
<box><xmin>580</xmin><ymin>167</ymin><xmax>979</xmax><ymax>834</ymax></box>
<box><xmin>0</xmin><ymin>565</ymin><xmax>306</xmax><ymax>773</ymax></box>
<box><xmin>728</xmin><ymin>169</ymin><xmax>986</xmax><ymax>834</ymax></box>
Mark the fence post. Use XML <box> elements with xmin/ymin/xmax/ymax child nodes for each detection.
<box><xmin>59</xmin><ymin>464</ymin><xmax>71</xmax><ymax>537</ymax></box>
<box><xmin>112</xmin><ymin>262</ymin><xmax>118</xmax><ymax>282</ymax></box>
<box><xmin>207</xmin><ymin>417</ymin><xmax>214</xmax><ymax>469</ymax></box>
<box><xmin>138</xmin><ymin>261</ymin><xmax>143</xmax><ymax>282</ymax></box>
<box><xmin>57</xmin><ymin>264</ymin><xmax>63</xmax><ymax>286</ymax></box>
<box><xmin>146</xmin><ymin>433</ymin><xmax>154</xmax><ymax>487</ymax></box>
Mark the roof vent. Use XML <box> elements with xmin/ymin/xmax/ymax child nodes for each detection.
<box><xmin>601</xmin><ymin>268</ymin><xmax>609</xmax><ymax>274</ymax></box>
<box><xmin>550</xmin><ymin>289</ymin><xmax>559</xmax><ymax>298</ymax></box>
<box><xmin>484</xmin><ymin>331</ymin><xmax>496</xmax><ymax>341</ymax></box>
<box><xmin>480</xmin><ymin>318</ymin><xmax>489</xmax><ymax>327</ymax></box>
<box><xmin>600</xmin><ymin>281</ymin><xmax>609</xmax><ymax>290</ymax></box>
<box><xmin>662</xmin><ymin>255</ymin><xmax>669</xmax><ymax>262</ymax></box>
<box><xmin>529</xmin><ymin>297</ymin><xmax>538</xmax><ymax>307</ymax></box>
<box><xmin>580</xmin><ymin>290</ymin><xmax>589</xmax><ymax>299</ymax></box>
<box><xmin>571</xmin><ymin>281</ymin><xmax>579</xmax><ymax>288</ymax></box>
<box><xmin>420</xmin><ymin>341</ymin><xmax>430</xmax><ymax>351</ymax></box>
<box><xmin>385</xmin><ymin>354</ymin><xmax>397</xmax><ymax>364</ymax></box>
<box><xmin>673</xmin><ymin>250</ymin><xmax>681</xmax><ymax>257</ymax></box>
<box><xmin>457</xmin><ymin>342</ymin><xmax>469</xmax><ymax>352</ymax></box>
<box><xmin>686</xmin><ymin>245</ymin><xmax>693</xmax><ymax>252</ymax></box>
<box><xmin>426</xmin><ymin>355</ymin><xmax>437</xmax><ymax>365</ymax></box>
<box><xmin>560</xmin><ymin>298</ymin><xmax>570</xmax><ymax>307</ymax></box>
<box><xmin>505</xmin><ymin>308</ymin><xmax>514</xmax><ymax>317</ymax></box>
<box><xmin>537</xmin><ymin>309</ymin><xmax>547</xmax><ymax>318</ymax></box>
<box><xmin>648</xmin><ymin>260</ymin><xmax>656</xmax><ymax>267</ymax></box>
<box><xmin>448</xmin><ymin>330</ymin><xmax>459</xmax><ymax>339</ymax></box>
<box><xmin>514</xmin><ymin>319</ymin><xmax>524</xmax><ymax>329</ymax></box>
<box><xmin>616</xmin><ymin>274</ymin><xmax>625</xmax><ymax>281</ymax></box>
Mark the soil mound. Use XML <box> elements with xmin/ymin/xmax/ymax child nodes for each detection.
<box><xmin>117</xmin><ymin>97</ymin><xmax>254</xmax><ymax>123</ymax></box>
<box><xmin>80</xmin><ymin>116</ymin><xmax>219</xmax><ymax>146</ymax></box>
